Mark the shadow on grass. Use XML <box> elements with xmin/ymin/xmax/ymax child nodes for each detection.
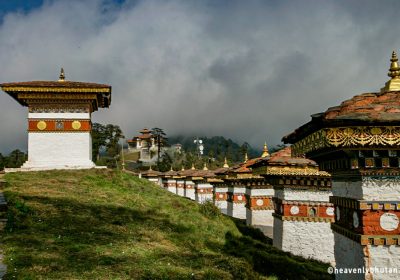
<box><xmin>3</xmin><ymin>194</ymin><xmax>198</xmax><ymax>278</ymax></box>
<box><xmin>223</xmin><ymin>218</ymin><xmax>334</xmax><ymax>280</ymax></box>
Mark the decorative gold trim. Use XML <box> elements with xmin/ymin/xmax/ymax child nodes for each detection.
<box><xmin>273</xmin><ymin>213</ymin><xmax>333</xmax><ymax>223</ymax></box>
<box><xmin>18</xmin><ymin>93</ymin><xmax>99</xmax><ymax>99</ymax></box>
<box><xmin>254</xmin><ymin>166</ymin><xmax>330</xmax><ymax>176</ymax></box>
<box><xmin>292</xmin><ymin>126</ymin><xmax>400</xmax><ymax>156</ymax></box>
<box><xmin>2</xmin><ymin>86</ymin><xmax>110</xmax><ymax>93</ymax></box>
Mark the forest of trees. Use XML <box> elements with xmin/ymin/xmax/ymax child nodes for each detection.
<box><xmin>92</xmin><ymin>123</ymin><xmax>124</xmax><ymax>168</ymax></box>
<box><xmin>168</xmin><ymin>135</ymin><xmax>261</xmax><ymax>162</ymax></box>
<box><xmin>147</xmin><ymin>135</ymin><xmax>265</xmax><ymax>171</ymax></box>
<box><xmin>0</xmin><ymin>150</ymin><xmax>27</xmax><ymax>170</ymax></box>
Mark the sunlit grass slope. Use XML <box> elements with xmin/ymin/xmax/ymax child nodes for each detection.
<box><xmin>1</xmin><ymin>170</ymin><xmax>332</xmax><ymax>280</ymax></box>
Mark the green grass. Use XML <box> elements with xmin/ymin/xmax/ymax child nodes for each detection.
<box><xmin>1</xmin><ymin>170</ymin><xmax>332</xmax><ymax>279</ymax></box>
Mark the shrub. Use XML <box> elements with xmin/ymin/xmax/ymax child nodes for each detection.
<box><xmin>199</xmin><ymin>200</ymin><xmax>221</xmax><ymax>219</ymax></box>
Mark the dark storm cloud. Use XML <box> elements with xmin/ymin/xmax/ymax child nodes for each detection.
<box><xmin>0</xmin><ymin>0</ymin><xmax>399</xmax><ymax>153</ymax></box>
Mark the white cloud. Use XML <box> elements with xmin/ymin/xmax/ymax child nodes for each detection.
<box><xmin>0</xmin><ymin>0</ymin><xmax>399</xmax><ymax>153</ymax></box>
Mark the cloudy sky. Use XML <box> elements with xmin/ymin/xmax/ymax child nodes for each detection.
<box><xmin>0</xmin><ymin>0</ymin><xmax>399</xmax><ymax>153</ymax></box>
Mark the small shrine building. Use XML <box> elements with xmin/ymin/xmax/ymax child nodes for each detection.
<box><xmin>1</xmin><ymin>69</ymin><xmax>111</xmax><ymax>171</ymax></box>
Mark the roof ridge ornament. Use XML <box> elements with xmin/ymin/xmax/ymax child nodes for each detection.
<box><xmin>223</xmin><ymin>157</ymin><xmax>229</xmax><ymax>168</ymax></box>
<box><xmin>261</xmin><ymin>142</ymin><xmax>270</xmax><ymax>158</ymax></box>
<box><xmin>244</xmin><ymin>152</ymin><xmax>248</xmax><ymax>163</ymax></box>
<box><xmin>381</xmin><ymin>51</ymin><xmax>400</xmax><ymax>93</ymax></box>
<box><xmin>388</xmin><ymin>51</ymin><xmax>400</xmax><ymax>79</ymax></box>
<box><xmin>58</xmin><ymin>68</ymin><xmax>65</xmax><ymax>82</ymax></box>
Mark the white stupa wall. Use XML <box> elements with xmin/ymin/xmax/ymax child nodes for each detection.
<box><xmin>166</xmin><ymin>179</ymin><xmax>176</xmax><ymax>193</ymax></box>
<box><xmin>332</xmin><ymin>178</ymin><xmax>400</xmax><ymax>280</ymax></box>
<box><xmin>273</xmin><ymin>187</ymin><xmax>335</xmax><ymax>265</ymax></box>
<box><xmin>227</xmin><ymin>202</ymin><xmax>247</xmax><ymax>219</ymax></box>
<box><xmin>333</xmin><ymin>177</ymin><xmax>400</xmax><ymax>201</ymax></box>
<box><xmin>246</xmin><ymin>209</ymin><xmax>274</xmax><ymax>227</ymax></box>
<box><xmin>273</xmin><ymin>218</ymin><xmax>335</xmax><ymax>265</ymax></box>
<box><xmin>214</xmin><ymin>186</ymin><xmax>228</xmax><ymax>214</ymax></box>
<box><xmin>176</xmin><ymin>179</ymin><xmax>185</xmax><ymax>196</ymax></box>
<box><xmin>23</xmin><ymin>132</ymin><xmax>94</xmax><ymax>169</ymax></box>
<box><xmin>275</xmin><ymin>188</ymin><xmax>331</xmax><ymax>202</ymax></box>
<box><xmin>184</xmin><ymin>180</ymin><xmax>195</xmax><ymax>200</ymax></box>
<box><xmin>195</xmin><ymin>182</ymin><xmax>213</xmax><ymax>203</ymax></box>
<box><xmin>245</xmin><ymin>187</ymin><xmax>274</xmax><ymax>227</ymax></box>
<box><xmin>147</xmin><ymin>177</ymin><xmax>159</xmax><ymax>184</ymax></box>
<box><xmin>227</xmin><ymin>185</ymin><xmax>247</xmax><ymax>219</ymax></box>
<box><xmin>21</xmin><ymin>112</ymin><xmax>95</xmax><ymax>170</ymax></box>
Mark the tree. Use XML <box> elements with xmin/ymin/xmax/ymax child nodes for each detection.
<box><xmin>92</xmin><ymin>123</ymin><xmax>123</xmax><ymax>164</ymax></box>
<box><xmin>5</xmin><ymin>150</ymin><xmax>27</xmax><ymax>168</ymax></box>
<box><xmin>92</xmin><ymin>123</ymin><xmax>107</xmax><ymax>161</ymax></box>
<box><xmin>0</xmin><ymin>153</ymin><xmax>4</xmax><ymax>170</ymax></box>
<box><xmin>151</xmin><ymin>128</ymin><xmax>167</xmax><ymax>169</ymax></box>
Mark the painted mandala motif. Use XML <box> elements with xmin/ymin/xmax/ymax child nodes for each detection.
<box><xmin>380</xmin><ymin>213</ymin><xmax>399</xmax><ymax>231</ymax></box>
<box><xmin>256</xmin><ymin>199</ymin><xmax>264</xmax><ymax>206</ymax></box>
<box><xmin>290</xmin><ymin>206</ymin><xmax>300</xmax><ymax>215</ymax></box>
<box><xmin>72</xmin><ymin>121</ymin><xmax>82</xmax><ymax>130</ymax></box>
<box><xmin>326</xmin><ymin>207</ymin><xmax>334</xmax><ymax>216</ymax></box>
<box><xmin>36</xmin><ymin>121</ymin><xmax>47</xmax><ymax>130</ymax></box>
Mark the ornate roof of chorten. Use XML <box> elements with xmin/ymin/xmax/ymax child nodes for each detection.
<box><xmin>1</xmin><ymin>80</ymin><xmax>111</xmax><ymax>89</ymax></box>
<box><xmin>163</xmin><ymin>168</ymin><xmax>178</xmax><ymax>177</ymax></box>
<box><xmin>141</xmin><ymin>167</ymin><xmax>162</xmax><ymax>177</ymax></box>
<box><xmin>214</xmin><ymin>142</ymin><xmax>270</xmax><ymax>177</ymax></box>
<box><xmin>249</xmin><ymin>147</ymin><xmax>330</xmax><ymax>177</ymax></box>
<box><xmin>1</xmin><ymin>68</ymin><xmax>112</xmax><ymax>110</ymax></box>
<box><xmin>283</xmin><ymin>52</ymin><xmax>400</xmax><ymax>145</ymax></box>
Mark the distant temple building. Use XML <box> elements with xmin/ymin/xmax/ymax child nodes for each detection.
<box><xmin>1</xmin><ymin>69</ymin><xmax>111</xmax><ymax>171</ymax></box>
<box><xmin>127</xmin><ymin>128</ymin><xmax>160</xmax><ymax>162</ymax></box>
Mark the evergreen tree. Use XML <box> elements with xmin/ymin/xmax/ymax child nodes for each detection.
<box><xmin>5</xmin><ymin>150</ymin><xmax>27</xmax><ymax>168</ymax></box>
<box><xmin>151</xmin><ymin>128</ymin><xmax>167</xmax><ymax>169</ymax></box>
<box><xmin>0</xmin><ymin>153</ymin><xmax>4</xmax><ymax>170</ymax></box>
<box><xmin>92</xmin><ymin>123</ymin><xmax>123</xmax><ymax>165</ymax></box>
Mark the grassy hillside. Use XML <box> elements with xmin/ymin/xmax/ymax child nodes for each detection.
<box><xmin>1</xmin><ymin>170</ymin><xmax>332</xmax><ymax>280</ymax></box>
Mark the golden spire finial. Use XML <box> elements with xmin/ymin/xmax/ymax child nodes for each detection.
<box><xmin>381</xmin><ymin>51</ymin><xmax>400</xmax><ymax>93</ymax></box>
<box><xmin>203</xmin><ymin>162</ymin><xmax>208</xmax><ymax>170</ymax></box>
<box><xmin>170</xmin><ymin>166</ymin><xmax>173</xmax><ymax>172</ymax></box>
<box><xmin>261</xmin><ymin>142</ymin><xmax>270</xmax><ymax>158</ymax></box>
<box><xmin>223</xmin><ymin>157</ymin><xmax>229</xmax><ymax>168</ymax></box>
<box><xmin>58</xmin><ymin>67</ymin><xmax>65</xmax><ymax>82</ymax></box>
<box><xmin>388</xmin><ymin>51</ymin><xmax>400</xmax><ymax>79</ymax></box>
<box><xmin>244</xmin><ymin>152</ymin><xmax>248</xmax><ymax>163</ymax></box>
<box><xmin>149</xmin><ymin>165</ymin><xmax>152</xmax><ymax>171</ymax></box>
<box><xmin>181</xmin><ymin>165</ymin><xmax>185</xmax><ymax>171</ymax></box>
<box><xmin>191</xmin><ymin>163</ymin><xmax>195</xmax><ymax>170</ymax></box>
